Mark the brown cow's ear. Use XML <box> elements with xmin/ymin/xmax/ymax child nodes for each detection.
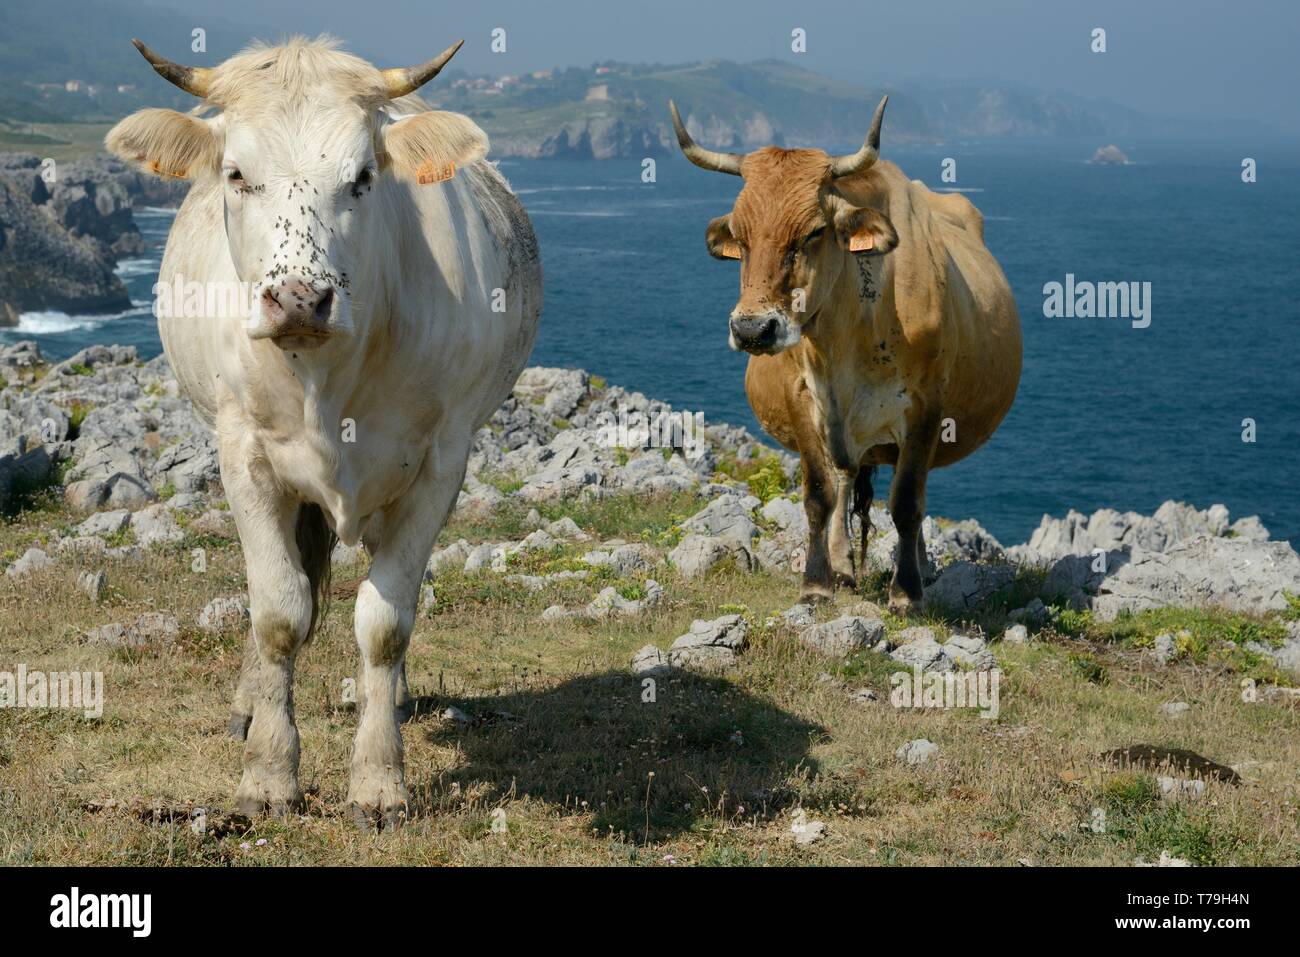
<box><xmin>706</xmin><ymin>215</ymin><xmax>741</xmax><ymax>260</ymax></box>
<box><xmin>105</xmin><ymin>109</ymin><xmax>220</xmax><ymax>180</ymax></box>
<box><xmin>380</xmin><ymin>111</ymin><xmax>488</xmax><ymax>184</ymax></box>
<box><xmin>834</xmin><ymin>205</ymin><xmax>898</xmax><ymax>256</ymax></box>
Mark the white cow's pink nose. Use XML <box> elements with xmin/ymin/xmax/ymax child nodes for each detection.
<box><xmin>259</xmin><ymin>280</ymin><xmax>334</xmax><ymax>338</ymax></box>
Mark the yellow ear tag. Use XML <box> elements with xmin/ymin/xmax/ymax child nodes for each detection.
<box><xmin>721</xmin><ymin>240</ymin><xmax>743</xmax><ymax>260</ymax></box>
<box><xmin>416</xmin><ymin>161</ymin><xmax>456</xmax><ymax>185</ymax></box>
<box><xmin>849</xmin><ymin>234</ymin><xmax>875</xmax><ymax>252</ymax></box>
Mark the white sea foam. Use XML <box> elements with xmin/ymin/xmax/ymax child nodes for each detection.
<box><xmin>115</xmin><ymin>258</ymin><xmax>159</xmax><ymax>278</ymax></box>
<box><xmin>11</xmin><ymin>305</ymin><xmax>148</xmax><ymax>335</ymax></box>
<box><xmin>515</xmin><ymin>185</ymin><xmax>622</xmax><ymax>196</ymax></box>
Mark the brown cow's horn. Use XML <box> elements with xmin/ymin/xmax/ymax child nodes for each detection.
<box><xmin>132</xmin><ymin>39</ymin><xmax>212</xmax><ymax>98</ymax></box>
<box><xmin>669</xmin><ymin>101</ymin><xmax>743</xmax><ymax>176</ymax></box>
<box><xmin>829</xmin><ymin>95</ymin><xmax>888</xmax><ymax>178</ymax></box>
<box><xmin>381</xmin><ymin>40</ymin><xmax>464</xmax><ymax>98</ymax></box>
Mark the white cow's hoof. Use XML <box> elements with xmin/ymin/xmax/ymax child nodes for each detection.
<box><xmin>235</xmin><ymin>795</ymin><xmax>304</xmax><ymax>820</ymax></box>
<box><xmin>394</xmin><ymin>698</ymin><xmax>417</xmax><ymax>724</ymax></box>
<box><xmin>347</xmin><ymin>771</ymin><xmax>410</xmax><ymax>831</ymax></box>
<box><xmin>226</xmin><ymin>712</ymin><xmax>252</xmax><ymax>741</ymax></box>
<box><xmin>235</xmin><ymin>771</ymin><xmax>304</xmax><ymax>819</ymax></box>
<box><xmin>348</xmin><ymin>798</ymin><xmax>410</xmax><ymax>831</ymax></box>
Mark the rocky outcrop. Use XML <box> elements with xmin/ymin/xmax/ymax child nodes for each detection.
<box><xmin>1085</xmin><ymin>538</ymin><xmax>1300</xmax><ymax>620</ymax></box>
<box><xmin>0</xmin><ymin>152</ymin><xmax>188</xmax><ymax>317</ymax></box>
<box><xmin>1009</xmin><ymin>500</ymin><xmax>1266</xmax><ymax>566</ymax></box>
<box><xmin>493</xmin><ymin>116</ymin><xmax>672</xmax><ymax>160</ymax></box>
<box><xmin>1089</xmin><ymin>144</ymin><xmax>1131</xmax><ymax>165</ymax></box>
<box><xmin>0</xmin><ymin>166</ymin><xmax>131</xmax><ymax>315</ymax></box>
<box><xmin>4</xmin><ymin>338</ymin><xmax>1294</xmax><ymax>638</ymax></box>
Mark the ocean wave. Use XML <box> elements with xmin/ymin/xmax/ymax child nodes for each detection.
<box><xmin>115</xmin><ymin>258</ymin><xmax>159</xmax><ymax>278</ymax></box>
<box><xmin>515</xmin><ymin>185</ymin><xmax>623</xmax><ymax>196</ymax></box>
<box><xmin>8</xmin><ymin>305</ymin><xmax>150</xmax><ymax>335</ymax></box>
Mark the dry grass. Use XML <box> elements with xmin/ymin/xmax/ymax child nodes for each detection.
<box><xmin>1</xmin><ymin>492</ymin><xmax>1297</xmax><ymax>866</ymax></box>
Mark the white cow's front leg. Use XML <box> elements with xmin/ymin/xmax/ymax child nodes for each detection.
<box><xmin>220</xmin><ymin>434</ymin><xmax>315</xmax><ymax>817</ymax></box>
<box><xmin>348</xmin><ymin>444</ymin><xmax>464</xmax><ymax>828</ymax></box>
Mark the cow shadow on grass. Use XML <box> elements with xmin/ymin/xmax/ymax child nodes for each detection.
<box><xmin>405</xmin><ymin>671</ymin><xmax>824</xmax><ymax>842</ymax></box>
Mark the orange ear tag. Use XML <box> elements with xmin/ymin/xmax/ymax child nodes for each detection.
<box><xmin>849</xmin><ymin>234</ymin><xmax>875</xmax><ymax>252</ymax></box>
<box><xmin>147</xmin><ymin>160</ymin><xmax>187</xmax><ymax>179</ymax></box>
<box><xmin>721</xmin><ymin>240</ymin><xmax>743</xmax><ymax>259</ymax></box>
<box><xmin>416</xmin><ymin>161</ymin><xmax>456</xmax><ymax>185</ymax></box>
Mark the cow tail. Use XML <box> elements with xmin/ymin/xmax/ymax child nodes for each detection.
<box><xmin>852</xmin><ymin>467</ymin><xmax>876</xmax><ymax>573</ymax></box>
<box><xmin>295</xmin><ymin>503</ymin><xmax>337</xmax><ymax>645</ymax></box>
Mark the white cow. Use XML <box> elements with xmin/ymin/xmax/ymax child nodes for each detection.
<box><xmin>106</xmin><ymin>36</ymin><xmax>541</xmax><ymax>827</ymax></box>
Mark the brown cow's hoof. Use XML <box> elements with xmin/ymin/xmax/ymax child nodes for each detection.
<box><xmin>887</xmin><ymin>589</ymin><xmax>921</xmax><ymax>617</ymax></box>
<box><xmin>226</xmin><ymin>712</ymin><xmax>252</xmax><ymax>741</ymax></box>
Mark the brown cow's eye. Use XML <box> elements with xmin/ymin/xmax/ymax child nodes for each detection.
<box><xmin>804</xmin><ymin>227</ymin><xmax>825</xmax><ymax>247</ymax></box>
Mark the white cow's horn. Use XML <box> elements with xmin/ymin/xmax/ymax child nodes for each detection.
<box><xmin>829</xmin><ymin>95</ymin><xmax>888</xmax><ymax>178</ymax></box>
<box><xmin>669</xmin><ymin>100</ymin><xmax>743</xmax><ymax>176</ymax></box>
<box><xmin>381</xmin><ymin>40</ymin><xmax>465</xmax><ymax>98</ymax></box>
<box><xmin>132</xmin><ymin>38</ymin><xmax>212</xmax><ymax>98</ymax></box>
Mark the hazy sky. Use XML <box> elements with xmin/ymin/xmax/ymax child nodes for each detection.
<box><xmin>146</xmin><ymin>0</ymin><xmax>1298</xmax><ymax>130</ymax></box>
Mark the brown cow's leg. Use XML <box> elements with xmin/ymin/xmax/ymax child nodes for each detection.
<box><xmin>853</xmin><ymin>466</ymin><xmax>876</xmax><ymax>573</ymax></box>
<box><xmin>828</xmin><ymin>469</ymin><xmax>858</xmax><ymax>589</ymax></box>
<box><xmin>888</xmin><ymin>416</ymin><xmax>940</xmax><ymax>615</ymax></box>
<box><xmin>799</xmin><ymin>451</ymin><xmax>837</xmax><ymax>603</ymax></box>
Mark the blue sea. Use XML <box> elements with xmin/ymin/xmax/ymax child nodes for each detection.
<box><xmin>7</xmin><ymin>140</ymin><xmax>1299</xmax><ymax>546</ymax></box>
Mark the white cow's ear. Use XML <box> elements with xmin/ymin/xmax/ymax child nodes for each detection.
<box><xmin>833</xmin><ymin>204</ymin><xmax>898</xmax><ymax>256</ymax></box>
<box><xmin>106</xmin><ymin>109</ymin><xmax>221</xmax><ymax>180</ymax></box>
<box><xmin>380</xmin><ymin>111</ymin><xmax>489</xmax><ymax>184</ymax></box>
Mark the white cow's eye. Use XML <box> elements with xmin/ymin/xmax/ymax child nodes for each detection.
<box><xmin>225</xmin><ymin>167</ymin><xmax>244</xmax><ymax>183</ymax></box>
<box><xmin>355</xmin><ymin>167</ymin><xmax>375</xmax><ymax>187</ymax></box>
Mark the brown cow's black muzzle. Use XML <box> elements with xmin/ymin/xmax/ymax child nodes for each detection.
<box><xmin>729</xmin><ymin>313</ymin><xmax>780</xmax><ymax>353</ymax></box>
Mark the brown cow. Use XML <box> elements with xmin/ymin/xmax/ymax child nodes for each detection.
<box><xmin>671</xmin><ymin>96</ymin><xmax>1021</xmax><ymax>613</ymax></box>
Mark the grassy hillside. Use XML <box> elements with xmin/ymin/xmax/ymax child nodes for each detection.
<box><xmin>2</xmin><ymin>486</ymin><xmax>1297</xmax><ymax>865</ymax></box>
